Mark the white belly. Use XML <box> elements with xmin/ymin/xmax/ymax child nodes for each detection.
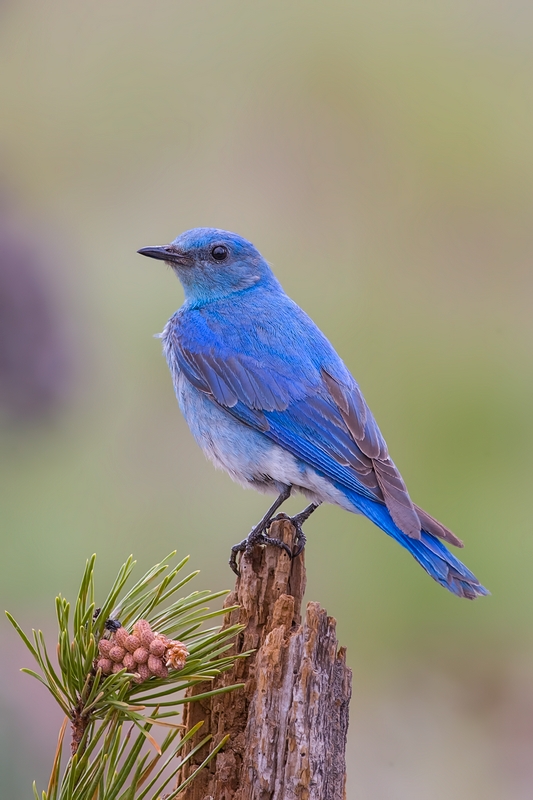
<box><xmin>175</xmin><ymin>373</ymin><xmax>355</xmax><ymax>512</ymax></box>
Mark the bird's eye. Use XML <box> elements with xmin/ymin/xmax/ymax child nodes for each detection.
<box><xmin>211</xmin><ymin>245</ymin><xmax>228</xmax><ymax>262</ymax></box>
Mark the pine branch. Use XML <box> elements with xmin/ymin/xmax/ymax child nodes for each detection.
<box><xmin>7</xmin><ymin>552</ymin><xmax>246</xmax><ymax>800</ymax></box>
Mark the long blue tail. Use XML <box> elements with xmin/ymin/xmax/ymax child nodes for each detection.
<box><xmin>346</xmin><ymin>492</ymin><xmax>489</xmax><ymax>599</ymax></box>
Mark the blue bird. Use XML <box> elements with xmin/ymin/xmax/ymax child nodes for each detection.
<box><xmin>138</xmin><ymin>228</ymin><xmax>488</xmax><ymax>599</ymax></box>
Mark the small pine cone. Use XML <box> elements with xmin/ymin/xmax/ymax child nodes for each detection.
<box><xmin>112</xmin><ymin>662</ymin><xmax>125</xmax><ymax>674</ymax></box>
<box><xmin>114</xmin><ymin>627</ymin><xmax>129</xmax><ymax>647</ymax></box>
<box><xmin>98</xmin><ymin>639</ymin><xmax>113</xmax><ymax>657</ymax></box>
<box><xmin>109</xmin><ymin>645</ymin><xmax>126</xmax><ymax>663</ymax></box>
<box><xmin>133</xmin><ymin>619</ymin><xmax>155</xmax><ymax>648</ymax></box>
<box><xmin>123</xmin><ymin>653</ymin><xmax>136</xmax><ymax>671</ymax></box>
<box><xmin>96</xmin><ymin>658</ymin><xmax>113</xmax><ymax>675</ymax></box>
<box><xmin>165</xmin><ymin>640</ymin><xmax>189</xmax><ymax>671</ymax></box>
<box><xmin>136</xmin><ymin>662</ymin><xmax>151</xmax><ymax>681</ymax></box>
<box><xmin>131</xmin><ymin>671</ymin><xmax>143</xmax><ymax>684</ymax></box>
<box><xmin>147</xmin><ymin>654</ymin><xmax>168</xmax><ymax>678</ymax></box>
<box><xmin>124</xmin><ymin>634</ymin><xmax>141</xmax><ymax>653</ymax></box>
<box><xmin>149</xmin><ymin>637</ymin><xmax>167</xmax><ymax>657</ymax></box>
<box><xmin>133</xmin><ymin>646</ymin><xmax>149</xmax><ymax>664</ymax></box>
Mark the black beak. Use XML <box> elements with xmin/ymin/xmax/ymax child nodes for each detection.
<box><xmin>137</xmin><ymin>245</ymin><xmax>175</xmax><ymax>262</ymax></box>
<box><xmin>137</xmin><ymin>245</ymin><xmax>193</xmax><ymax>267</ymax></box>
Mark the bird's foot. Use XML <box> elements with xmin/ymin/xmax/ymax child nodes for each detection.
<box><xmin>270</xmin><ymin>502</ymin><xmax>318</xmax><ymax>558</ymax></box>
<box><xmin>229</xmin><ymin>522</ymin><xmax>293</xmax><ymax>576</ymax></box>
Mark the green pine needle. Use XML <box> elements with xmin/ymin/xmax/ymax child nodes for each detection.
<box><xmin>7</xmin><ymin>552</ymin><xmax>245</xmax><ymax>800</ymax></box>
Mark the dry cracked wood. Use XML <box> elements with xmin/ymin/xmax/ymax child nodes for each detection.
<box><xmin>175</xmin><ymin>519</ymin><xmax>352</xmax><ymax>800</ymax></box>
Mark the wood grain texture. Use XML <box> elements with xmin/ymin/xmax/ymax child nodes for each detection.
<box><xmin>175</xmin><ymin>519</ymin><xmax>352</xmax><ymax>800</ymax></box>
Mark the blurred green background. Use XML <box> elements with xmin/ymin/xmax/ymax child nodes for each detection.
<box><xmin>1</xmin><ymin>1</ymin><xmax>532</xmax><ymax>797</ymax></box>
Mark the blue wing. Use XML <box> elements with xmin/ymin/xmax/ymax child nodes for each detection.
<box><xmin>165</xmin><ymin>304</ymin><xmax>462</xmax><ymax>547</ymax></box>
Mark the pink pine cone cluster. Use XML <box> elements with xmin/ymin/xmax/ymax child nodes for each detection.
<box><xmin>96</xmin><ymin>619</ymin><xmax>189</xmax><ymax>684</ymax></box>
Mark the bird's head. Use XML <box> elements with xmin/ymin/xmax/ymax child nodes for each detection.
<box><xmin>138</xmin><ymin>227</ymin><xmax>279</xmax><ymax>304</ymax></box>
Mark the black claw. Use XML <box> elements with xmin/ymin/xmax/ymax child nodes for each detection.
<box><xmin>255</xmin><ymin>534</ymin><xmax>293</xmax><ymax>560</ymax></box>
<box><xmin>228</xmin><ymin>486</ymin><xmax>293</xmax><ymax>575</ymax></box>
<box><xmin>271</xmin><ymin>513</ymin><xmax>306</xmax><ymax>557</ymax></box>
<box><xmin>229</xmin><ymin>530</ymin><xmax>293</xmax><ymax>575</ymax></box>
<box><xmin>229</xmin><ymin>558</ymin><xmax>240</xmax><ymax>577</ymax></box>
<box><xmin>292</xmin><ymin>530</ymin><xmax>307</xmax><ymax>558</ymax></box>
<box><xmin>269</xmin><ymin>502</ymin><xmax>319</xmax><ymax>559</ymax></box>
<box><xmin>228</xmin><ymin>491</ymin><xmax>321</xmax><ymax>575</ymax></box>
<box><xmin>229</xmin><ymin>538</ymin><xmax>247</xmax><ymax>576</ymax></box>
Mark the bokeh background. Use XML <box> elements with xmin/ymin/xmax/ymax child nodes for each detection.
<box><xmin>1</xmin><ymin>1</ymin><xmax>532</xmax><ymax>796</ymax></box>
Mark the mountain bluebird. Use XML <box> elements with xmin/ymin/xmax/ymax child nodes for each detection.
<box><xmin>138</xmin><ymin>228</ymin><xmax>488</xmax><ymax>599</ymax></box>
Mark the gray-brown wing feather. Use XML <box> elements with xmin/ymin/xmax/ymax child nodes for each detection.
<box><xmin>321</xmin><ymin>369</ymin><xmax>460</xmax><ymax>544</ymax></box>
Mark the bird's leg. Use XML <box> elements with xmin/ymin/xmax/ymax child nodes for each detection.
<box><xmin>229</xmin><ymin>485</ymin><xmax>292</xmax><ymax>575</ymax></box>
<box><xmin>271</xmin><ymin>501</ymin><xmax>322</xmax><ymax>557</ymax></box>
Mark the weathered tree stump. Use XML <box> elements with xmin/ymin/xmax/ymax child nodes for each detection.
<box><xmin>176</xmin><ymin>519</ymin><xmax>352</xmax><ymax>800</ymax></box>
